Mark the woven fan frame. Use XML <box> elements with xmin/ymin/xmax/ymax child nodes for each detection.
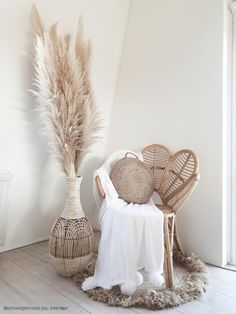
<box><xmin>141</xmin><ymin>144</ymin><xmax>199</xmax><ymax>213</ymax></box>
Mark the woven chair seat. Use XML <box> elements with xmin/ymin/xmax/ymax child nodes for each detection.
<box><xmin>156</xmin><ymin>204</ymin><xmax>174</xmax><ymax>216</ymax></box>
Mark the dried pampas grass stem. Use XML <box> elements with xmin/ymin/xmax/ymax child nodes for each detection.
<box><xmin>32</xmin><ymin>5</ymin><xmax>100</xmax><ymax>177</ymax></box>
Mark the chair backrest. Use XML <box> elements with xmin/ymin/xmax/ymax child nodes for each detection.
<box><xmin>141</xmin><ymin>144</ymin><xmax>199</xmax><ymax>209</ymax></box>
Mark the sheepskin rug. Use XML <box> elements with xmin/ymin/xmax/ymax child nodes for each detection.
<box><xmin>73</xmin><ymin>250</ymin><xmax>208</xmax><ymax>310</ymax></box>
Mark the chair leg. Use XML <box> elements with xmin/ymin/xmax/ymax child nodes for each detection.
<box><xmin>163</xmin><ymin>251</ymin><xmax>169</xmax><ymax>288</ymax></box>
<box><xmin>170</xmin><ymin>216</ymin><xmax>175</xmax><ymax>251</ymax></box>
<box><xmin>163</xmin><ymin>215</ymin><xmax>174</xmax><ymax>289</ymax></box>
<box><xmin>174</xmin><ymin>220</ymin><xmax>184</xmax><ymax>255</ymax></box>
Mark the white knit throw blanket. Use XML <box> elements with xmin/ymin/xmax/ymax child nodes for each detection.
<box><xmin>83</xmin><ymin>150</ymin><xmax>164</xmax><ymax>295</ymax></box>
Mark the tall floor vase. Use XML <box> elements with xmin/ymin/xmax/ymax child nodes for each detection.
<box><xmin>49</xmin><ymin>176</ymin><xmax>94</xmax><ymax>277</ymax></box>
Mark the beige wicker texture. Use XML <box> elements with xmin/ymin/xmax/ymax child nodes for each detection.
<box><xmin>50</xmin><ymin>252</ymin><xmax>94</xmax><ymax>278</ymax></box>
<box><xmin>110</xmin><ymin>152</ymin><xmax>155</xmax><ymax>204</ymax></box>
<box><xmin>141</xmin><ymin>144</ymin><xmax>199</xmax><ymax>289</ymax></box>
<box><xmin>141</xmin><ymin>145</ymin><xmax>199</xmax><ymax>213</ymax></box>
<box><xmin>49</xmin><ymin>217</ymin><xmax>94</xmax><ymax>277</ymax></box>
<box><xmin>96</xmin><ymin>144</ymin><xmax>199</xmax><ymax>290</ymax></box>
<box><xmin>49</xmin><ymin>177</ymin><xmax>94</xmax><ymax>277</ymax></box>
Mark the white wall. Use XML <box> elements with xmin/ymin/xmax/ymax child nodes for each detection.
<box><xmin>0</xmin><ymin>0</ymin><xmax>226</xmax><ymax>266</ymax></box>
<box><xmin>107</xmin><ymin>0</ymin><xmax>225</xmax><ymax>266</ymax></box>
<box><xmin>0</xmin><ymin>0</ymin><xmax>130</xmax><ymax>252</ymax></box>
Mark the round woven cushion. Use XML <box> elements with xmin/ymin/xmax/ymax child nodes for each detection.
<box><xmin>110</xmin><ymin>154</ymin><xmax>154</xmax><ymax>204</ymax></box>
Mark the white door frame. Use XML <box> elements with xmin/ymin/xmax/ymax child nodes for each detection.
<box><xmin>227</xmin><ymin>0</ymin><xmax>236</xmax><ymax>265</ymax></box>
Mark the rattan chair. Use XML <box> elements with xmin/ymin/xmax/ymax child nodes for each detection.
<box><xmin>95</xmin><ymin>144</ymin><xmax>199</xmax><ymax>289</ymax></box>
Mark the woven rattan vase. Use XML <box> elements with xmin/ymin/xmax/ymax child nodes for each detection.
<box><xmin>49</xmin><ymin>176</ymin><xmax>94</xmax><ymax>277</ymax></box>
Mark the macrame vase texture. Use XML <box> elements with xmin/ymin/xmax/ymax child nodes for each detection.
<box><xmin>49</xmin><ymin>176</ymin><xmax>94</xmax><ymax>277</ymax></box>
<box><xmin>110</xmin><ymin>152</ymin><xmax>155</xmax><ymax>204</ymax></box>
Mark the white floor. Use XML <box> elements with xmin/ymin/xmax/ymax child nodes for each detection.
<box><xmin>0</xmin><ymin>241</ymin><xmax>236</xmax><ymax>314</ymax></box>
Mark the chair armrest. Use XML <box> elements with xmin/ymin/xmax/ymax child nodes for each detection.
<box><xmin>165</xmin><ymin>174</ymin><xmax>200</xmax><ymax>212</ymax></box>
<box><xmin>95</xmin><ymin>175</ymin><xmax>106</xmax><ymax>198</ymax></box>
